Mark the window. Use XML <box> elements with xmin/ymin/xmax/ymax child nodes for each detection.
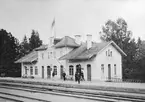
<box><xmin>108</xmin><ymin>49</ymin><xmax>110</xmax><ymax>57</ymax></box>
<box><xmin>69</xmin><ymin>65</ymin><xmax>74</xmax><ymax>75</ymax></box>
<box><xmin>24</xmin><ymin>66</ymin><xmax>27</xmax><ymax>74</ymax></box>
<box><xmin>114</xmin><ymin>64</ymin><xmax>116</xmax><ymax>75</ymax></box>
<box><xmin>42</xmin><ymin>53</ymin><xmax>44</xmax><ymax>59</ymax></box>
<box><xmin>35</xmin><ymin>66</ymin><xmax>38</xmax><ymax>75</ymax></box>
<box><xmin>53</xmin><ymin>66</ymin><xmax>57</xmax><ymax>75</ymax></box>
<box><xmin>30</xmin><ymin>66</ymin><xmax>33</xmax><ymax>75</ymax></box>
<box><xmin>101</xmin><ymin>64</ymin><xmax>104</xmax><ymax>73</ymax></box>
<box><xmin>106</xmin><ymin>51</ymin><xmax>107</xmax><ymax>56</ymax></box>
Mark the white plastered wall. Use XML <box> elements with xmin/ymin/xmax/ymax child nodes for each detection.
<box><xmin>95</xmin><ymin>44</ymin><xmax>122</xmax><ymax>81</ymax></box>
<box><xmin>66</xmin><ymin>58</ymin><xmax>96</xmax><ymax>81</ymax></box>
<box><xmin>66</xmin><ymin>44</ymin><xmax>122</xmax><ymax>81</ymax></box>
<box><xmin>36</xmin><ymin>46</ymin><xmax>73</xmax><ymax>79</ymax></box>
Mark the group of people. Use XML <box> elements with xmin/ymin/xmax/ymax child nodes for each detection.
<box><xmin>75</xmin><ymin>71</ymin><xmax>84</xmax><ymax>84</ymax></box>
<box><xmin>61</xmin><ymin>64</ymin><xmax>84</xmax><ymax>84</ymax></box>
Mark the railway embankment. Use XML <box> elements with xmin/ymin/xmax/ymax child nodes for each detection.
<box><xmin>0</xmin><ymin>77</ymin><xmax>145</xmax><ymax>101</ymax></box>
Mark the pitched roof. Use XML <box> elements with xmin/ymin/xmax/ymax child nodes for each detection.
<box><xmin>35</xmin><ymin>45</ymin><xmax>48</xmax><ymax>51</ymax></box>
<box><xmin>59</xmin><ymin>41</ymin><xmax>126</xmax><ymax>60</ymax></box>
<box><xmin>75</xmin><ymin>42</ymin><xmax>110</xmax><ymax>59</ymax></box>
<box><xmin>15</xmin><ymin>51</ymin><xmax>38</xmax><ymax>63</ymax></box>
<box><xmin>59</xmin><ymin>42</ymin><xmax>87</xmax><ymax>60</ymax></box>
<box><xmin>54</xmin><ymin>36</ymin><xmax>80</xmax><ymax>48</ymax></box>
<box><xmin>35</xmin><ymin>38</ymin><xmax>61</xmax><ymax>51</ymax></box>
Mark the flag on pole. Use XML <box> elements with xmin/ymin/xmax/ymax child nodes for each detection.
<box><xmin>51</xmin><ymin>18</ymin><xmax>55</xmax><ymax>29</ymax></box>
<box><xmin>51</xmin><ymin>18</ymin><xmax>56</xmax><ymax>38</ymax></box>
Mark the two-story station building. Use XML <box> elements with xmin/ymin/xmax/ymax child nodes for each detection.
<box><xmin>16</xmin><ymin>34</ymin><xmax>126</xmax><ymax>81</ymax></box>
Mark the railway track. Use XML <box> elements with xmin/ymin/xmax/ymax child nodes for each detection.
<box><xmin>0</xmin><ymin>91</ymin><xmax>50</xmax><ymax>102</ymax></box>
<box><xmin>0</xmin><ymin>81</ymin><xmax>145</xmax><ymax>102</ymax></box>
<box><xmin>0</xmin><ymin>95</ymin><xmax>23</xmax><ymax>102</ymax></box>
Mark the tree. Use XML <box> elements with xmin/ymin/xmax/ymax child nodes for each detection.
<box><xmin>100</xmin><ymin>18</ymin><xmax>137</xmax><ymax>79</ymax></box>
<box><xmin>29</xmin><ymin>30</ymin><xmax>42</xmax><ymax>51</ymax></box>
<box><xmin>135</xmin><ymin>37</ymin><xmax>145</xmax><ymax>61</ymax></box>
<box><xmin>0</xmin><ymin>29</ymin><xmax>20</xmax><ymax>77</ymax></box>
<box><xmin>19</xmin><ymin>35</ymin><xmax>30</xmax><ymax>57</ymax></box>
<box><xmin>133</xmin><ymin>38</ymin><xmax>145</xmax><ymax>81</ymax></box>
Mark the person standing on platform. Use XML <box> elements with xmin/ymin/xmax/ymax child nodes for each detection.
<box><xmin>62</xmin><ymin>72</ymin><xmax>66</xmax><ymax>81</ymax></box>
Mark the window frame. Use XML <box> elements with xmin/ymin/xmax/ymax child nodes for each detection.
<box><xmin>101</xmin><ymin>64</ymin><xmax>104</xmax><ymax>74</ymax></box>
<box><xmin>35</xmin><ymin>66</ymin><xmax>38</xmax><ymax>75</ymax></box>
<box><xmin>24</xmin><ymin>66</ymin><xmax>27</xmax><ymax>75</ymax></box>
<box><xmin>30</xmin><ymin>66</ymin><xmax>33</xmax><ymax>75</ymax></box>
<box><xmin>53</xmin><ymin>66</ymin><xmax>57</xmax><ymax>75</ymax></box>
<box><xmin>69</xmin><ymin>65</ymin><xmax>74</xmax><ymax>75</ymax></box>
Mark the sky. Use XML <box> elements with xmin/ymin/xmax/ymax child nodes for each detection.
<box><xmin>0</xmin><ymin>0</ymin><xmax>145</xmax><ymax>44</ymax></box>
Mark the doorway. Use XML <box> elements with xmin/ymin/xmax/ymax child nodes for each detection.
<box><xmin>42</xmin><ymin>66</ymin><xmax>44</xmax><ymax>78</ymax></box>
<box><xmin>87</xmin><ymin>64</ymin><xmax>91</xmax><ymax>81</ymax></box>
<box><xmin>60</xmin><ymin>65</ymin><xmax>63</xmax><ymax>79</ymax></box>
<box><xmin>47</xmin><ymin>66</ymin><xmax>51</xmax><ymax>78</ymax></box>
<box><xmin>108</xmin><ymin>64</ymin><xmax>111</xmax><ymax>80</ymax></box>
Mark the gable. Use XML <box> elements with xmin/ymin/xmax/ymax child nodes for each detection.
<box><xmin>97</xmin><ymin>41</ymin><xmax>126</xmax><ymax>56</ymax></box>
<box><xmin>98</xmin><ymin>44</ymin><xmax>122</xmax><ymax>59</ymax></box>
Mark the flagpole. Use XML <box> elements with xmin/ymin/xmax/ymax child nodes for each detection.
<box><xmin>51</xmin><ymin>18</ymin><xmax>56</xmax><ymax>38</ymax></box>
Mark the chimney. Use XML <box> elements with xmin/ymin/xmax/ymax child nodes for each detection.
<box><xmin>87</xmin><ymin>34</ymin><xmax>92</xmax><ymax>49</ymax></box>
<box><xmin>48</xmin><ymin>37</ymin><xmax>54</xmax><ymax>47</ymax></box>
<box><xmin>75</xmin><ymin>35</ymin><xmax>81</xmax><ymax>45</ymax></box>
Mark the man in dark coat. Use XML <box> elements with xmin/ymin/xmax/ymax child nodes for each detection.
<box><xmin>75</xmin><ymin>72</ymin><xmax>78</xmax><ymax>82</ymax></box>
<box><xmin>62</xmin><ymin>72</ymin><xmax>66</xmax><ymax>81</ymax></box>
<box><xmin>77</xmin><ymin>72</ymin><xmax>81</xmax><ymax>84</ymax></box>
<box><xmin>52</xmin><ymin>71</ymin><xmax>55</xmax><ymax>77</ymax></box>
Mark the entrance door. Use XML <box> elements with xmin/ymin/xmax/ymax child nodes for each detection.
<box><xmin>60</xmin><ymin>65</ymin><xmax>63</xmax><ymax>79</ymax></box>
<box><xmin>42</xmin><ymin>66</ymin><xmax>44</xmax><ymax>78</ymax></box>
<box><xmin>87</xmin><ymin>64</ymin><xmax>91</xmax><ymax>81</ymax></box>
<box><xmin>108</xmin><ymin>64</ymin><xmax>111</xmax><ymax>80</ymax></box>
<box><xmin>47</xmin><ymin>66</ymin><xmax>51</xmax><ymax>78</ymax></box>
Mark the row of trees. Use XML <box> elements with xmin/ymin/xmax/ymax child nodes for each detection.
<box><xmin>0</xmin><ymin>29</ymin><xmax>42</xmax><ymax>77</ymax></box>
<box><xmin>100</xmin><ymin>18</ymin><xmax>145</xmax><ymax>81</ymax></box>
<box><xmin>19</xmin><ymin>30</ymin><xmax>42</xmax><ymax>57</ymax></box>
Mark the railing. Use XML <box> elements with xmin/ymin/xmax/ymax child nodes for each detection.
<box><xmin>105</xmin><ymin>77</ymin><xmax>144</xmax><ymax>83</ymax></box>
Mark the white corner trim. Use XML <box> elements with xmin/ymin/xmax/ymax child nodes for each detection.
<box><xmin>111</xmin><ymin>41</ymin><xmax>127</xmax><ymax>56</ymax></box>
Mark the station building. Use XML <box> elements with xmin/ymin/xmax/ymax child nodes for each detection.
<box><xmin>16</xmin><ymin>34</ymin><xmax>126</xmax><ymax>81</ymax></box>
